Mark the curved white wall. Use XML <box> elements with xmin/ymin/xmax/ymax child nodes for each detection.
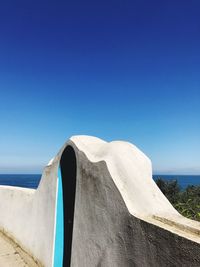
<box><xmin>0</xmin><ymin>135</ymin><xmax>199</xmax><ymax>266</ymax></box>
<box><xmin>0</xmin><ymin>164</ymin><xmax>58</xmax><ymax>266</ymax></box>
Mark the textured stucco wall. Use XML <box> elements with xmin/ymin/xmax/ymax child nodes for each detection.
<box><xmin>0</xmin><ymin>162</ymin><xmax>59</xmax><ymax>267</ymax></box>
<box><xmin>71</xmin><ymin>147</ymin><xmax>200</xmax><ymax>266</ymax></box>
<box><xmin>0</xmin><ymin>135</ymin><xmax>200</xmax><ymax>267</ymax></box>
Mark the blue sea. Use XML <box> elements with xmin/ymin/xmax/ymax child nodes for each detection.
<box><xmin>0</xmin><ymin>174</ymin><xmax>41</xmax><ymax>189</ymax></box>
<box><xmin>0</xmin><ymin>174</ymin><xmax>199</xmax><ymax>190</ymax></box>
<box><xmin>153</xmin><ymin>175</ymin><xmax>200</xmax><ymax>190</ymax></box>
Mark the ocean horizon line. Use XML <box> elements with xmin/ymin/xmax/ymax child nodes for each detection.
<box><xmin>0</xmin><ymin>173</ymin><xmax>200</xmax><ymax>176</ymax></box>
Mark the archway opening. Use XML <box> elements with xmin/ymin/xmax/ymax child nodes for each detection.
<box><xmin>60</xmin><ymin>145</ymin><xmax>77</xmax><ymax>266</ymax></box>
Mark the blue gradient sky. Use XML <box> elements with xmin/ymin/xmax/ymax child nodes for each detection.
<box><xmin>0</xmin><ymin>1</ymin><xmax>200</xmax><ymax>174</ymax></box>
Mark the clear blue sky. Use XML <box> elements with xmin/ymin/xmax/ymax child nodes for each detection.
<box><xmin>0</xmin><ymin>0</ymin><xmax>199</xmax><ymax>174</ymax></box>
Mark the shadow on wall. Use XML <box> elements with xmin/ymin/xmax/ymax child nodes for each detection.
<box><xmin>60</xmin><ymin>146</ymin><xmax>77</xmax><ymax>266</ymax></box>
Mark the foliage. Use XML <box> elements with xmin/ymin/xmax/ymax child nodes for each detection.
<box><xmin>155</xmin><ymin>178</ymin><xmax>200</xmax><ymax>222</ymax></box>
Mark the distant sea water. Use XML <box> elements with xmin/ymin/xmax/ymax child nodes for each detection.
<box><xmin>0</xmin><ymin>174</ymin><xmax>200</xmax><ymax>190</ymax></box>
<box><xmin>0</xmin><ymin>174</ymin><xmax>41</xmax><ymax>189</ymax></box>
<box><xmin>153</xmin><ymin>175</ymin><xmax>200</xmax><ymax>190</ymax></box>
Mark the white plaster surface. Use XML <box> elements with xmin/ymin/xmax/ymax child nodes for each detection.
<box><xmin>70</xmin><ymin>136</ymin><xmax>200</xmax><ymax>243</ymax></box>
<box><xmin>0</xmin><ymin>135</ymin><xmax>200</xmax><ymax>267</ymax></box>
<box><xmin>70</xmin><ymin>136</ymin><xmax>200</xmax><ymax>266</ymax></box>
<box><xmin>70</xmin><ymin>136</ymin><xmax>200</xmax><ymax>240</ymax></box>
<box><xmin>0</xmin><ymin>164</ymin><xmax>59</xmax><ymax>267</ymax></box>
<box><xmin>70</xmin><ymin>136</ymin><xmax>178</xmax><ymax>217</ymax></box>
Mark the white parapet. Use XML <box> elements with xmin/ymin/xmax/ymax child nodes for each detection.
<box><xmin>0</xmin><ymin>135</ymin><xmax>199</xmax><ymax>267</ymax></box>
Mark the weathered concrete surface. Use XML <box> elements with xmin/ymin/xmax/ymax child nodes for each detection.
<box><xmin>70</xmin><ymin>148</ymin><xmax>200</xmax><ymax>266</ymax></box>
<box><xmin>0</xmin><ymin>168</ymin><xmax>58</xmax><ymax>267</ymax></box>
<box><xmin>0</xmin><ymin>231</ymin><xmax>39</xmax><ymax>267</ymax></box>
<box><xmin>0</xmin><ymin>135</ymin><xmax>200</xmax><ymax>266</ymax></box>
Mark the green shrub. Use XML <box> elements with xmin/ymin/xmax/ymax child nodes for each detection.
<box><xmin>156</xmin><ymin>178</ymin><xmax>200</xmax><ymax>222</ymax></box>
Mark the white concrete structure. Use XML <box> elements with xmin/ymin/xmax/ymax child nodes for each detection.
<box><xmin>0</xmin><ymin>135</ymin><xmax>200</xmax><ymax>266</ymax></box>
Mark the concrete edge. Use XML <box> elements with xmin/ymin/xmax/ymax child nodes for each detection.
<box><xmin>68</xmin><ymin>136</ymin><xmax>200</xmax><ymax>245</ymax></box>
<box><xmin>0</xmin><ymin>228</ymin><xmax>44</xmax><ymax>267</ymax></box>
